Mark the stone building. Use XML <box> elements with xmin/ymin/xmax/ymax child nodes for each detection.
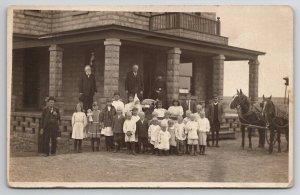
<box><xmin>10</xmin><ymin>10</ymin><xmax>264</xmax><ymax>153</ymax></box>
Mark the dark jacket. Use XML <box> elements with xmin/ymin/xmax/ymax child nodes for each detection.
<box><xmin>208</xmin><ymin>102</ymin><xmax>224</xmax><ymax>123</ymax></box>
<box><xmin>181</xmin><ymin>99</ymin><xmax>197</xmax><ymax>114</ymax></box>
<box><xmin>112</xmin><ymin>115</ymin><xmax>125</xmax><ymax>133</ymax></box>
<box><xmin>136</xmin><ymin>119</ymin><xmax>149</xmax><ymax>138</ymax></box>
<box><xmin>78</xmin><ymin>74</ymin><xmax>97</xmax><ymax>96</ymax></box>
<box><xmin>100</xmin><ymin>105</ymin><xmax>116</xmax><ymax>127</ymax></box>
<box><xmin>41</xmin><ymin>106</ymin><xmax>61</xmax><ymax>131</ymax></box>
<box><xmin>125</xmin><ymin>71</ymin><xmax>144</xmax><ymax>94</ymax></box>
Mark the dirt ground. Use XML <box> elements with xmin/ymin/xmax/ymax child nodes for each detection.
<box><xmin>9</xmin><ymin>133</ymin><xmax>289</xmax><ymax>183</ymax></box>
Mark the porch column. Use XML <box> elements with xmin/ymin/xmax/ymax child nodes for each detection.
<box><xmin>167</xmin><ymin>47</ymin><xmax>181</xmax><ymax>106</ymax></box>
<box><xmin>212</xmin><ymin>54</ymin><xmax>225</xmax><ymax>99</ymax></box>
<box><xmin>248</xmin><ymin>59</ymin><xmax>259</xmax><ymax>102</ymax></box>
<box><xmin>103</xmin><ymin>38</ymin><xmax>121</xmax><ymax>99</ymax></box>
<box><xmin>49</xmin><ymin>44</ymin><xmax>64</xmax><ymax>113</ymax></box>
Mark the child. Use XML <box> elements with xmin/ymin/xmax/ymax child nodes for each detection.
<box><xmin>175</xmin><ymin>116</ymin><xmax>187</xmax><ymax>155</ymax></box>
<box><xmin>157</xmin><ymin>120</ymin><xmax>171</xmax><ymax>156</ymax></box>
<box><xmin>87</xmin><ymin>102</ymin><xmax>101</xmax><ymax>152</ymax></box>
<box><xmin>131</xmin><ymin>107</ymin><xmax>140</xmax><ymax>151</ymax></box>
<box><xmin>168</xmin><ymin>99</ymin><xmax>184</xmax><ymax>120</ymax></box>
<box><xmin>123</xmin><ymin>112</ymin><xmax>137</xmax><ymax>155</ymax></box>
<box><xmin>134</xmin><ymin>99</ymin><xmax>143</xmax><ymax>113</ymax></box>
<box><xmin>168</xmin><ymin>120</ymin><xmax>177</xmax><ymax>155</ymax></box>
<box><xmin>153</xmin><ymin>100</ymin><xmax>166</xmax><ymax>120</ymax></box>
<box><xmin>72</xmin><ymin>103</ymin><xmax>87</xmax><ymax>153</ymax></box>
<box><xmin>185</xmin><ymin>114</ymin><xmax>199</xmax><ymax>156</ymax></box>
<box><xmin>161</xmin><ymin>110</ymin><xmax>171</xmax><ymax>125</ymax></box>
<box><xmin>136</xmin><ymin>112</ymin><xmax>149</xmax><ymax>153</ymax></box>
<box><xmin>124</xmin><ymin>94</ymin><xmax>135</xmax><ymax>114</ymax></box>
<box><xmin>183</xmin><ymin>110</ymin><xmax>192</xmax><ymax>124</ymax></box>
<box><xmin>112</xmin><ymin>92</ymin><xmax>125</xmax><ymax>116</ymax></box>
<box><xmin>197</xmin><ymin>111</ymin><xmax>210</xmax><ymax>155</ymax></box>
<box><xmin>112</xmin><ymin>106</ymin><xmax>125</xmax><ymax>153</ymax></box>
<box><xmin>148</xmin><ymin>117</ymin><xmax>161</xmax><ymax>155</ymax></box>
<box><xmin>100</xmin><ymin>98</ymin><xmax>116</xmax><ymax>152</ymax></box>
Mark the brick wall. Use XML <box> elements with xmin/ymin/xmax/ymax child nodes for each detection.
<box><xmin>13</xmin><ymin>10</ymin><xmax>52</xmax><ymax>35</ymax></box>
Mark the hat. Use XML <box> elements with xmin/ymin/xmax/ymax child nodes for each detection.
<box><xmin>47</xmin><ymin>96</ymin><xmax>56</xmax><ymax>102</ymax></box>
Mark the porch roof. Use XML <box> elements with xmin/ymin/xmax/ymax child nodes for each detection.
<box><xmin>13</xmin><ymin>24</ymin><xmax>265</xmax><ymax>61</ymax></box>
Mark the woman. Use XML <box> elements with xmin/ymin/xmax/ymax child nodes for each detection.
<box><xmin>152</xmin><ymin>74</ymin><xmax>167</xmax><ymax>107</ymax></box>
<box><xmin>168</xmin><ymin>99</ymin><xmax>184</xmax><ymax>120</ymax></box>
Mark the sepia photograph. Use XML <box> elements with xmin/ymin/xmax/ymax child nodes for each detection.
<box><xmin>7</xmin><ymin>5</ymin><xmax>293</xmax><ymax>188</ymax></box>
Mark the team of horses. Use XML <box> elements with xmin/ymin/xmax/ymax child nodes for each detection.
<box><xmin>230</xmin><ymin>89</ymin><xmax>289</xmax><ymax>154</ymax></box>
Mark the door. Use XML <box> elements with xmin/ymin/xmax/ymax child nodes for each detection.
<box><xmin>143</xmin><ymin>53</ymin><xmax>156</xmax><ymax>99</ymax></box>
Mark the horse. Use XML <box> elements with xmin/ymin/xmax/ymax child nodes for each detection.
<box><xmin>230</xmin><ymin>89</ymin><xmax>266</xmax><ymax>149</ymax></box>
<box><xmin>260</xmin><ymin>95</ymin><xmax>289</xmax><ymax>153</ymax></box>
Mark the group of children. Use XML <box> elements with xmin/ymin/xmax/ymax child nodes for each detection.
<box><xmin>71</xmin><ymin>92</ymin><xmax>211</xmax><ymax>156</ymax></box>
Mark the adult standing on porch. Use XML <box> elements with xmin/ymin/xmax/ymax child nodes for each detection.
<box><xmin>40</xmin><ymin>96</ymin><xmax>61</xmax><ymax>156</ymax></box>
<box><xmin>207</xmin><ymin>96</ymin><xmax>224</xmax><ymax>147</ymax></box>
<box><xmin>125</xmin><ymin>64</ymin><xmax>144</xmax><ymax>100</ymax></box>
<box><xmin>78</xmin><ymin>65</ymin><xmax>97</xmax><ymax>112</ymax></box>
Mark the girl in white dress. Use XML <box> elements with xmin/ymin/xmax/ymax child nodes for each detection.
<box><xmin>168</xmin><ymin>99</ymin><xmax>184</xmax><ymax>120</ymax></box>
<box><xmin>157</xmin><ymin>120</ymin><xmax>171</xmax><ymax>156</ymax></box>
<box><xmin>72</xmin><ymin>103</ymin><xmax>87</xmax><ymax>153</ymax></box>
<box><xmin>153</xmin><ymin>100</ymin><xmax>166</xmax><ymax>120</ymax></box>
<box><xmin>123</xmin><ymin>112</ymin><xmax>137</xmax><ymax>155</ymax></box>
<box><xmin>148</xmin><ymin>117</ymin><xmax>161</xmax><ymax>155</ymax></box>
<box><xmin>175</xmin><ymin>116</ymin><xmax>187</xmax><ymax>155</ymax></box>
<box><xmin>185</xmin><ymin>114</ymin><xmax>199</xmax><ymax>156</ymax></box>
<box><xmin>197</xmin><ymin>111</ymin><xmax>210</xmax><ymax>155</ymax></box>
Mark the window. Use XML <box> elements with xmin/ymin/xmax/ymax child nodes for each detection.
<box><xmin>179</xmin><ymin>63</ymin><xmax>193</xmax><ymax>94</ymax></box>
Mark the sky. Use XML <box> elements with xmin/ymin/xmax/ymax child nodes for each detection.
<box><xmin>215</xmin><ymin>6</ymin><xmax>293</xmax><ymax>97</ymax></box>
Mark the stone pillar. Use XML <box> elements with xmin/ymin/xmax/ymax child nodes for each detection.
<box><xmin>212</xmin><ymin>54</ymin><xmax>225</xmax><ymax>99</ymax></box>
<box><xmin>166</xmin><ymin>48</ymin><xmax>181</xmax><ymax>106</ymax></box>
<box><xmin>49</xmin><ymin>45</ymin><xmax>64</xmax><ymax>113</ymax></box>
<box><xmin>248</xmin><ymin>59</ymin><xmax>259</xmax><ymax>102</ymax></box>
<box><xmin>104</xmin><ymin>38</ymin><xmax>121</xmax><ymax>99</ymax></box>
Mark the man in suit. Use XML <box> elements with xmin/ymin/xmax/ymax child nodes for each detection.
<box><xmin>136</xmin><ymin>112</ymin><xmax>149</xmax><ymax>153</ymax></box>
<box><xmin>125</xmin><ymin>64</ymin><xmax>144</xmax><ymax>100</ymax></box>
<box><xmin>40</xmin><ymin>96</ymin><xmax>61</xmax><ymax>156</ymax></box>
<box><xmin>181</xmin><ymin>92</ymin><xmax>197</xmax><ymax>115</ymax></box>
<box><xmin>208</xmin><ymin>96</ymin><xmax>224</xmax><ymax>147</ymax></box>
<box><xmin>78</xmin><ymin>65</ymin><xmax>97</xmax><ymax>112</ymax></box>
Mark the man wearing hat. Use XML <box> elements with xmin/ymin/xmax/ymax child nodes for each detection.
<box><xmin>40</xmin><ymin>96</ymin><xmax>61</xmax><ymax>156</ymax></box>
<box><xmin>207</xmin><ymin>96</ymin><xmax>224</xmax><ymax>147</ymax></box>
<box><xmin>78</xmin><ymin>65</ymin><xmax>97</xmax><ymax>112</ymax></box>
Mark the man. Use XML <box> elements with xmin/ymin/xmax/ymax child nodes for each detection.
<box><xmin>208</xmin><ymin>96</ymin><xmax>224</xmax><ymax>147</ymax></box>
<box><xmin>181</xmin><ymin>92</ymin><xmax>197</xmax><ymax>115</ymax></box>
<box><xmin>78</xmin><ymin>65</ymin><xmax>97</xmax><ymax>112</ymax></box>
<box><xmin>40</xmin><ymin>96</ymin><xmax>61</xmax><ymax>156</ymax></box>
<box><xmin>125</xmin><ymin>64</ymin><xmax>144</xmax><ymax>100</ymax></box>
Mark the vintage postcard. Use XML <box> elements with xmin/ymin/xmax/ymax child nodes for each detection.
<box><xmin>7</xmin><ymin>5</ymin><xmax>293</xmax><ymax>188</ymax></box>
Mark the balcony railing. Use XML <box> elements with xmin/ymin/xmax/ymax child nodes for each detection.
<box><xmin>149</xmin><ymin>12</ymin><xmax>221</xmax><ymax>36</ymax></box>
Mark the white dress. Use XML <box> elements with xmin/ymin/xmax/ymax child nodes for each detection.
<box><xmin>112</xmin><ymin>100</ymin><xmax>125</xmax><ymax>115</ymax></box>
<box><xmin>124</xmin><ymin>102</ymin><xmax>134</xmax><ymax>113</ymax></box>
<box><xmin>131</xmin><ymin>115</ymin><xmax>140</xmax><ymax>142</ymax></box>
<box><xmin>148</xmin><ymin>124</ymin><xmax>161</xmax><ymax>148</ymax></box>
<box><xmin>153</xmin><ymin>108</ymin><xmax>166</xmax><ymax>118</ymax></box>
<box><xmin>72</xmin><ymin>112</ymin><xmax>87</xmax><ymax>139</ymax></box>
<box><xmin>168</xmin><ymin>106</ymin><xmax>184</xmax><ymax>117</ymax></box>
<box><xmin>197</xmin><ymin>117</ymin><xmax>210</xmax><ymax>145</ymax></box>
<box><xmin>175</xmin><ymin>123</ymin><xmax>187</xmax><ymax>141</ymax></box>
<box><xmin>157</xmin><ymin>130</ymin><xmax>171</xmax><ymax>150</ymax></box>
<box><xmin>123</xmin><ymin>119</ymin><xmax>136</xmax><ymax>142</ymax></box>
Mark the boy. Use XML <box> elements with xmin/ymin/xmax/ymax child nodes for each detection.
<box><xmin>197</xmin><ymin>111</ymin><xmax>210</xmax><ymax>155</ymax></box>
<box><xmin>185</xmin><ymin>114</ymin><xmax>199</xmax><ymax>156</ymax></box>
<box><xmin>123</xmin><ymin>112</ymin><xmax>137</xmax><ymax>155</ymax></box>
<box><xmin>136</xmin><ymin>112</ymin><xmax>149</xmax><ymax>153</ymax></box>
<box><xmin>112</xmin><ymin>106</ymin><xmax>125</xmax><ymax>153</ymax></box>
<box><xmin>175</xmin><ymin>116</ymin><xmax>187</xmax><ymax>155</ymax></box>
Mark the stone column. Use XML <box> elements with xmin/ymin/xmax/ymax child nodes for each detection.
<box><xmin>166</xmin><ymin>48</ymin><xmax>181</xmax><ymax>106</ymax></box>
<box><xmin>103</xmin><ymin>38</ymin><xmax>121</xmax><ymax>99</ymax></box>
<box><xmin>248</xmin><ymin>59</ymin><xmax>259</xmax><ymax>102</ymax></box>
<box><xmin>212</xmin><ymin>54</ymin><xmax>225</xmax><ymax>99</ymax></box>
<box><xmin>49</xmin><ymin>45</ymin><xmax>64</xmax><ymax>113</ymax></box>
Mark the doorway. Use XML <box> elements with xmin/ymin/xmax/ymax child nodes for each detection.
<box><xmin>143</xmin><ymin>53</ymin><xmax>156</xmax><ymax>99</ymax></box>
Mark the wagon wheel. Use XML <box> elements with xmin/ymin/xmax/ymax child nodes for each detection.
<box><xmin>265</xmin><ymin>128</ymin><xmax>277</xmax><ymax>146</ymax></box>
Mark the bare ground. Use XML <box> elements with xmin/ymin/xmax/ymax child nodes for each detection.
<box><xmin>9</xmin><ymin>133</ymin><xmax>289</xmax><ymax>183</ymax></box>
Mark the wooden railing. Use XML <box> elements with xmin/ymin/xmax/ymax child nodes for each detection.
<box><xmin>149</xmin><ymin>13</ymin><xmax>221</xmax><ymax>36</ymax></box>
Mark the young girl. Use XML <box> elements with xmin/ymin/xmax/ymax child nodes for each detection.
<box><xmin>175</xmin><ymin>116</ymin><xmax>187</xmax><ymax>155</ymax></box>
<box><xmin>168</xmin><ymin>120</ymin><xmax>177</xmax><ymax>155</ymax></box>
<box><xmin>197</xmin><ymin>111</ymin><xmax>210</xmax><ymax>155</ymax></box>
<box><xmin>72</xmin><ymin>103</ymin><xmax>87</xmax><ymax>153</ymax></box>
<box><xmin>185</xmin><ymin>114</ymin><xmax>199</xmax><ymax>156</ymax></box>
<box><xmin>168</xmin><ymin>99</ymin><xmax>184</xmax><ymax>120</ymax></box>
<box><xmin>153</xmin><ymin>100</ymin><xmax>166</xmax><ymax>120</ymax></box>
<box><xmin>87</xmin><ymin>102</ymin><xmax>101</xmax><ymax>152</ymax></box>
<box><xmin>148</xmin><ymin>117</ymin><xmax>161</xmax><ymax>155</ymax></box>
<box><xmin>100</xmin><ymin>98</ymin><xmax>116</xmax><ymax>152</ymax></box>
<box><xmin>157</xmin><ymin>120</ymin><xmax>171</xmax><ymax>156</ymax></box>
<box><xmin>123</xmin><ymin>112</ymin><xmax>136</xmax><ymax>155</ymax></box>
